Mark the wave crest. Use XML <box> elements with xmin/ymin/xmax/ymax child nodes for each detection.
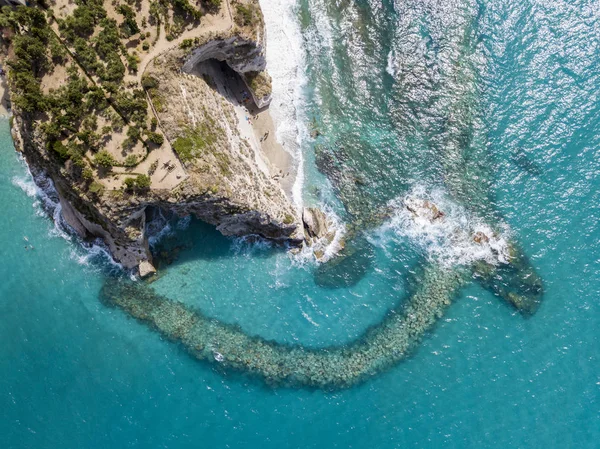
<box><xmin>374</xmin><ymin>185</ymin><xmax>511</xmax><ymax>267</ymax></box>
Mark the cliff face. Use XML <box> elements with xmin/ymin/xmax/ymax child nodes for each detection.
<box><xmin>182</xmin><ymin>35</ymin><xmax>272</xmax><ymax>107</ymax></box>
<box><xmin>4</xmin><ymin>0</ymin><xmax>303</xmax><ymax>275</ymax></box>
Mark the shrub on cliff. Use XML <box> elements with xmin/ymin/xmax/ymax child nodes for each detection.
<box><xmin>171</xmin><ymin>0</ymin><xmax>202</xmax><ymax>21</ymax></box>
<box><xmin>88</xmin><ymin>181</ymin><xmax>105</xmax><ymax>195</ymax></box>
<box><xmin>141</xmin><ymin>75</ymin><xmax>159</xmax><ymax>90</ymax></box>
<box><xmin>179</xmin><ymin>39</ymin><xmax>194</xmax><ymax>50</ymax></box>
<box><xmin>82</xmin><ymin>167</ymin><xmax>94</xmax><ymax>180</ymax></box>
<box><xmin>52</xmin><ymin>141</ymin><xmax>70</xmax><ymax>160</ymax></box>
<box><xmin>135</xmin><ymin>174</ymin><xmax>151</xmax><ymax>189</ymax></box>
<box><xmin>117</xmin><ymin>4</ymin><xmax>140</xmax><ymax>37</ymax></box>
<box><xmin>94</xmin><ymin>150</ymin><xmax>115</xmax><ymax>168</ymax></box>
<box><xmin>235</xmin><ymin>4</ymin><xmax>257</xmax><ymax>27</ymax></box>
<box><xmin>202</xmin><ymin>0</ymin><xmax>222</xmax><ymax>12</ymax></box>
<box><xmin>146</xmin><ymin>131</ymin><xmax>164</xmax><ymax>146</ymax></box>
<box><xmin>124</xmin><ymin>174</ymin><xmax>151</xmax><ymax>191</ymax></box>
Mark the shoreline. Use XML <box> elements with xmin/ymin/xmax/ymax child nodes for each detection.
<box><xmin>259</xmin><ymin>0</ymin><xmax>307</xmax><ymax>208</ymax></box>
<box><xmin>189</xmin><ymin>60</ymin><xmax>297</xmax><ymax>202</ymax></box>
<box><xmin>243</xmin><ymin>102</ymin><xmax>297</xmax><ymax>201</ymax></box>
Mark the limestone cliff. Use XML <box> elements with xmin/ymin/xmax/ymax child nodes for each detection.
<box><xmin>2</xmin><ymin>0</ymin><xmax>303</xmax><ymax>275</ymax></box>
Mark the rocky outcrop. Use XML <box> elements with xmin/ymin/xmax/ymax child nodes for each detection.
<box><xmin>12</xmin><ymin>107</ymin><xmax>303</xmax><ymax>274</ymax></box>
<box><xmin>303</xmin><ymin>207</ymin><xmax>329</xmax><ymax>239</ymax></box>
<box><xmin>9</xmin><ymin>36</ymin><xmax>300</xmax><ymax>276</ymax></box>
<box><xmin>182</xmin><ymin>35</ymin><xmax>272</xmax><ymax>108</ymax></box>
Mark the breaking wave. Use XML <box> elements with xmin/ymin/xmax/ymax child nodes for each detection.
<box><xmin>11</xmin><ymin>162</ymin><xmax>121</xmax><ymax>272</ymax></box>
<box><xmin>259</xmin><ymin>0</ymin><xmax>309</xmax><ymax>209</ymax></box>
<box><xmin>371</xmin><ymin>185</ymin><xmax>511</xmax><ymax>267</ymax></box>
<box><xmin>293</xmin><ymin>204</ymin><xmax>346</xmax><ymax>266</ymax></box>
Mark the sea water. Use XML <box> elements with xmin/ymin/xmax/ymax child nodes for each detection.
<box><xmin>1</xmin><ymin>0</ymin><xmax>600</xmax><ymax>446</ymax></box>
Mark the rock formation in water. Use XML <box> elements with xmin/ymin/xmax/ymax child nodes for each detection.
<box><xmin>0</xmin><ymin>0</ymin><xmax>544</xmax><ymax>391</ymax></box>
<box><xmin>102</xmin><ymin>262</ymin><xmax>467</xmax><ymax>389</ymax></box>
<box><xmin>1</xmin><ymin>0</ymin><xmax>305</xmax><ymax>275</ymax></box>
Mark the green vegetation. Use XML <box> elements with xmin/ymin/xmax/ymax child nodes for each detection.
<box><xmin>172</xmin><ymin>122</ymin><xmax>228</xmax><ymax>173</ymax></box>
<box><xmin>58</xmin><ymin>0</ymin><xmax>106</xmax><ymax>41</ymax></box>
<box><xmin>52</xmin><ymin>141</ymin><xmax>69</xmax><ymax>159</ymax></box>
<box><xmin>179</xmin><ymin>38</ymin><xmax>194</xmax><ymax>49</ymax></box>
<box><xmin>88</xmin><ymin>180</ymin><xmax>105</xmax><ymax>195</ymax></box>
<box><xmin>82</xmin><ymin>167</ymin><xmax>94</xmax><ymax>180</ymax></box>
<box><xmin>124</xmin><ymin>154</ymin><xmax>138</xmax><ymax>167</ymax></box>
<box><xmin>283</xmin><ymin>214</ymin><xmax>295</xmax><ymax>225</ymax></box>
<box><xmin>1</xmin><ymin>7</ymin><xmax>50</xmax><ymax>113</ymax></box>
<box><xmin>141</xmin><ymin>74</ymin><xmax>159</xmax><ymax>90</ymax></box>
<box><xmin>124</xmin><ymin>174</ymin><xmax>151</xmax><ymax>190</ymax></box>
<box><xmin>170</xmin><ymin>0</ymin><xmax>202</xmax><ymax>21</ymax></box>
<box><xmin>94</xmin><ymin>150</ymin><xmax>115</xmax><ymax>168</ymax></box>
<box><xmin>94</xmin><ymin>18</ymin><xmax>126</xmax><ymax>85</ymax></box>
<box><xmin>202</xmin><ymin>0</ymin><xmax>222</xmax><ymax>12</ymax></box>
<box><xmin>145</xmin><ymin>131</ymin><xmax>164</xmax><ymax>145</ymax></box>
<box><xmin>235</xmin><ymin>3</ymin><xmax>259</xmax><ymax>27</ymax></box>
<box><xmin>57</xmin><ymin>1</ymin><xmax>136</xmax><ymax>86</ymax></box>
<box><xmin>117</xmin><ymin>4</ymin><xmax>140</xmax><ymax>37</ymax></box>
<box><xmin>126</xmin><ymin>52</ymin><xmax>140</xmax><ymax>74</ymax></box>
<box><xmin>149</xmin><ymin>0</ymin><xmax>201</xmax><ymax>40</ymax></box>
<box><xmin>148</xmin><ymin>160</ymin><xmax>158</xmax><ymax>175</ymax></box>
<box><xmin>123</xmin><ymin>125</ymin><xmax>141</xmax><ymax>150</ymax></box>
<box><xmin>135</xmin><ymin>174</ymin><xmax>151</xmax><ymax>189</ymax></box>
<box><xmin>113</xmin><ymin>89</ymin><xmax>148</xmax><ymax>125</ymax></box>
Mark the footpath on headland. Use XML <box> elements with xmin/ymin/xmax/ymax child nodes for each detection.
<box><xmin>131</xmin><ymin>0</ymin><xmax>295</xmax><ymax>197</ymax></box>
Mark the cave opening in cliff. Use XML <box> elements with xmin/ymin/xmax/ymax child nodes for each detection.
<box><xmin>144</xmin><ymin>206</ymin><xmax>277</xmax><ymax>269</ymax></box>
<box><xmin>192</xmin><ymin>59</ymin><xmax>260</xmax><ymax>113</ymax></box>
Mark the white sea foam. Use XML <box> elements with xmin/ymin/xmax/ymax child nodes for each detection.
<box><xmin>372</xmin><ymin>185</ymin><xmax>511</xmax><ymax>267</ymax></box>
<box><xmin>12</xmin><ymin>161</ymin><xmax>123</xmax><ymax>271</ymax></box>
<box><xmin>291</xmin><ymin>204</ymin><xmax>346</xmax><ymax>266</ymax></box>
<box><xmin>146</xmin><ymin>209</ymin><xmax>175</xmax><ymax>247</ymax></box>
<box><xmin>259</xmin><ymin>0</ymin><xmax>308</xmax><ymax>209</ymax></box>
<box><xmin>386</xmin><ymin>48</ymin><xmax>398</xmax><ymax>77</ymax></box>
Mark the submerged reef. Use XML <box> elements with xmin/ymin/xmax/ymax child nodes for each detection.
<box><xmin>102</xmin><ymin>264</ymin><xmax>466</xmax><ymax>389</ymax></box>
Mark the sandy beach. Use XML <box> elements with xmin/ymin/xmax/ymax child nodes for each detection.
<box><xmin>246</xmin><ymin>103</ymin><xmax>297</xmax><ymax>199</ymax></box>
<box><xmin>191</xmin><ymin>60</ymin><xmax>297</xmax><ymax>200</ymax></box>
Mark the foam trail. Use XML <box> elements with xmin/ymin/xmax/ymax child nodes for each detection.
<box><xmin>259</xmin><ymin>0</ymin><xmax>308</xmax><ymax>208</ymax></box>
<box><xmin>12</xmin><ymin>160</ymin><xmax>123</xmax><ymax>271</ymax></box>
<box><xmin>371</xmin><ymin>185</ymin><xmax>511</xmax><ymax>268</ymax></box>
<box><xmin>386</xmin><ymin>49</ymin><xmax>398</xmax><ymax>77</ymax></box>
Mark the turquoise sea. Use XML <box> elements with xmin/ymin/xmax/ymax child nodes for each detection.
<box><xmin>1</xmin><ymin>0</ymin><xmax>600</xmax><ymax>447</ymax></box>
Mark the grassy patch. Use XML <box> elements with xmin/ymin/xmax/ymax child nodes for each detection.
<box><xmin>172</xmin><ymin>122</ymin><xmax>224</xmax><ymax>163</ymax></box>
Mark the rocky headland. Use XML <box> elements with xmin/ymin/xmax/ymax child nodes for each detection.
<box><xmin>0</xmin><ymin>0</ymin><xmax>327</xmax><ymax>275</ymax></box>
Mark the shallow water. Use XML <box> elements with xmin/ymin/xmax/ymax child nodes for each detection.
<box><xmin>2</xmin><ymin>0</ymin><xmax>600</xmax><ymax>446</ymax></box>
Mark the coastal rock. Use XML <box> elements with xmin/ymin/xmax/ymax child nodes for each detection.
<box><xmin>404</xmin><ymin>197</ymin><xmax>445</xmax><ymax>222</ymax></box>
<box><xmin>138</xmin><ymin>260</ymin><xmax>157</xmax><ymax>278</ymax></box>
<box><xmin>473</xmin><ymin>231</ymin><xmax>490</xmax><ymax>244</ymax></box>
<box><xmin>302</xmin><ymin>207</ymin><xmax>329</xmax><ymax>239</ymax></box>
<box><xmin>182</xmin><ymin>35</ymin><xmax>272</xmax><ymax>108</ymax></box>
<box><xmin>4</xmin><ymin>1</ymin><xmax>301</xmax><ymax>274</ymax></box>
